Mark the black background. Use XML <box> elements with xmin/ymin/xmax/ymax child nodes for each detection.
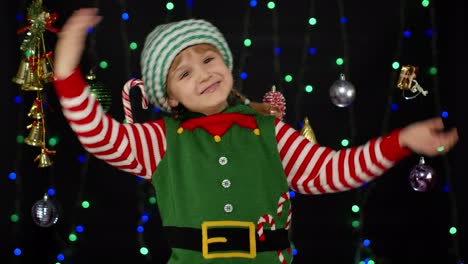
<box><xmin>1</xmin><ymin>0</ymin><xmax>466</xmax><ymax>263</ymax></box>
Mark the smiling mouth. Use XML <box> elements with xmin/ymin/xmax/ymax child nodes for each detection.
<box><xmin>201</xmin><ymin>82</ymin><xmax>220</xmax><ymax>94</ymax></box>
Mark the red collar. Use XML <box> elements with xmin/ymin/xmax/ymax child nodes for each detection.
<box><xmin>179</xmin><ymin>113</ymin><xmax>258</xmax><ymax>137</ymax></box>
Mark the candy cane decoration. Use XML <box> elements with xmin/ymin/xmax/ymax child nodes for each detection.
<box><xmin>257</xmin><ymin>214</ymin><xmax>286</xmax><ymax>264</ymax></box>
<box><xmin>277</xmin><ymin>192</ymin><xmax>290</xmax><ymax>216</ymax></box>
<box><xmin>257</xmin><ymin>214</ymin><xmax>275</xmax><ymax>242</ymax></box>
<box><xmin>277</xmin><ymin>191</ymin><xmax>293</xmax><ymax>230</ymax></box>
<box><xmin>121</xmin><ymin>78</ymin><xmax>148</xmax><ymax>124</ymax></box>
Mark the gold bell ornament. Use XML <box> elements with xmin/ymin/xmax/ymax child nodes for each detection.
<box><xmin>38</xmin><ymin>52</ymin><xmax>54</xmax><ymax>82</ymax></box>
<box><xmin>34</xmin><ymin>148</ymin><xmax>55</xmax><ymax>168</ymax></box>
<box><xmin>24</xmin><ymin>121</ymin><xmax>45</xmax><ymax>147</ymax></box>
<box><xmin>27</xmin><ymin>98</ymin><xmax>45</xmax><ymax>119</ymax></box>
<box><xmin>12</xmin><ymin>59</ymin><xmax>31</xmax><ymax>85</ymax></box>
<box><xmin>21</xmin><ymin>58</ymin><xmax>44</xmax><ymax>92</ymax></box>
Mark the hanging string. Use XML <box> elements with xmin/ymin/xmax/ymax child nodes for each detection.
<box><xmin>336</xmin><ymin>0</ymin><xmax>356</xmax><ymax>142</ymax></box>
<box><xmin>428</xmin><ymin>2</ymin><xmax>461</xmax><ymax>262</ymax></box>
<box><xmin>271</xmin><ymin>3</ymin><xmax>282</xmax><ymax>91</ymax></box>
<box><xmin>234</xmin><ymin>2</ymin><xmax>252</xmax><ymax>93</ymax></box>
<box><xmin>115</xmin><ymin>0</ymin><xmax>155</xmax><ymax>261</ymax></box>
<box><xmin>352</xmin><ymin>1</ymin><xmax>408</xmax><ymax>263</ymax></box>
<box><xmin>293</xmin><ymin>0</ymin><xmax>316</xmax><ymax>127</ymax></box>
<box><xmin>10</xmin><ymin>0</ymin><xmax>28</xmax><ymax>255</ymax></box>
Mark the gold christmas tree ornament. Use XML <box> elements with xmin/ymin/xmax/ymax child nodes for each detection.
<box><xmin>300</xmin><ymin>117</ymin><xmax>317</xmax><ymax>144</ymax></box>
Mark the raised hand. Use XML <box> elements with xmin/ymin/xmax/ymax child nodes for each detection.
<box><xmin>399</xmin><ymin>117</ymin><xmax>458</xmax><ymax>156</ymax></box>
<box><xmin>53</xmin><ymin>8</ymin><xmax>102</xmax><ymax>80</ymax></box>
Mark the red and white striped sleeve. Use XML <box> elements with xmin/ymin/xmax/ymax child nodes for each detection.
<box><xmin>53</xmin><ymin>68</ymin><xmax>166</xmax><ymax>180</ymax></box>
<box><xmin>274</xmin><ymin>119</ymin><xmax>412</xmax><ymax>194</ymax></box>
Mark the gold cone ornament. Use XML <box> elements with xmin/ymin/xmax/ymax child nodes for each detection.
<box><xmin>28</xmin><ymin>98</ymin><xmax>44</xmax><ymax>119</ymax></box>
<box><xmin>25</xmin><ymin>121</ymin><xmax>45</xmax><ymax>147</ymax></box>
<box><xmin>300</xmin><ymin>117</ymin><xmax>317</xmax><ymax>144</ymax></box>
<box><xmin>34</xmin><ymin>148</ymin><xmax>55</xmax><ymax>168</ymax></box>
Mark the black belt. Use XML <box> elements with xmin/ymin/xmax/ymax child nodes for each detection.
<box><xmin>164</xmin><ymin>225</ymin><xmax>290</xmax><ymax>253</ymax></box>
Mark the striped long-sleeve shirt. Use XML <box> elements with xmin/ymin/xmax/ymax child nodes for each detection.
<box><xmin>53</xmin><ymin>69</ymin><xmax>411</xmax><ymax>195</ymax></box>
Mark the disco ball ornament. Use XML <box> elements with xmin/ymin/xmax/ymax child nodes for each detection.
<box><xmin>86</xmin><ymin>70</ymin><xmax>112</xmax><ymax>113</ymax></box>
<box><xmin>329</xmin><ymin>73</ymin><xmax>356</xmax><ymax>107</ymax></box>
<box><xmin>409</xmin><ymin>156</ymin><xmax>436</xmax><ymax>192</ymax></box>
<box><xmin>31</xmin><ymin>193</ymin><xmax>59</xmax><ymax>227</ymax></box>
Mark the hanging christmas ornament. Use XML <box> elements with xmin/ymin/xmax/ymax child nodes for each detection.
<box><xmin>31</xmin><ymin>193</ymin><xmax>59</xmax><ymax>227</ymax></box>
<box><xmin>86</xmin><ymin>70</ymin><xmax>112</xmax><ymax>112</ymax></box>
<box><xmin>27</xmin><ymin>97</ymin><xmax>44</xmax><ymax>119</ymax></box>
<box><xmin>34</xmin><ymin>147</ymin><xmax>56</xmax><ymax>168</ymax></box>
<box><xmin>329</xmin><ymin>73</ymin><xmax>356</xmax><ymax>107</ymax></box>
<box><xmin>409</xmin><ymin>156</ymin><xmax>435</xmax><ymax>192</ymax></box>
<box><xmin>14</xmin><ymin>0</ymin><xmax>59</xmax><ymax>91</ymax></box>
<box><xmin>24</xmin><ymin>120</ymin><xmax>45</xmax><ymax>147</ymax></box>
<box><xmin>300</xmin><ymin>117</ymin><xmax>317</xmax><ymax>143</ymax></box>
<box><xmin>397</xmin><ymin>65</ymin><xmax>428</xmax><ymax>100</ymax></box>
<box><xmin>262</xmin><ymin>85</ymin><xmax>286</xmax><ymax>119</ymax></box>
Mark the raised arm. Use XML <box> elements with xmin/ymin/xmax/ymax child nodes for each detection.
<box><xmin>275</xmin><ymin>118</ymin><xmax>458</xmax><ymax>194</ymax></box>
<box><xmin>52</xmin><ymin>8</ymin><xmax>167</xmax><ymax>179</ymax></box>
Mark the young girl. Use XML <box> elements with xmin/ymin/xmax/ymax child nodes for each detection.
<box><xmin>52</xmin><ymin>8</ymin><xmax>458</xmax><ymax>264</ymax></box>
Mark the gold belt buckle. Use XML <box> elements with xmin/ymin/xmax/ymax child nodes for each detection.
<box><xmin>201</xmin><ymin>220</ymin><xmax>256</xmax><ymax>259</ymax></box>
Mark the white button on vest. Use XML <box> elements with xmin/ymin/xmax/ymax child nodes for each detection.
<box><xmin>221</xmin><ymin>179</ymin><xmax>231</xmax><ymax>188</ymax></box>
<box><xmin>224</xmin><ymin>203</ymin><xmax>233</xmax><ymax>213</ymax></box>
<box><xmin>218</xmin><ymin>156</ymin><xmax>228</xmax><ymax>165</ymax></box>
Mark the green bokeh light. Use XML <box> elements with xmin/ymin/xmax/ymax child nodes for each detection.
<box><xmin>16</xmin><ymin>135</ymin><xmax>24</xmax><ymax>144</ymax></box>
<box><xmin>352</xmin><ymin>220</ymin><xmax>360</xmax><ymax>228</ymax></box>
<box><xmin>140</xmin><ymin>247</ymin><xmax>149</xmax><ymax>255</ymax></box>
<box><xmin>129</xmin><ymin>42</ymin><xmax>138</xmax><ymax>50</ymax></box>
<box><xmin>48</xmin><ymin>137</ymin><xmax>59</xmax><ymax>147</ymax></box>
<box><xmin>81</xmin><ymin>201</ymin><xmax>90</xmax><ymax>209</ymax></box>
<box><xmin>336</xmin><ymin>58</ymin><xmax>344</xmax><ymax>65</ymax></box>
<box><xmin>99</xmin><ymin>61</ymin><xmax>108</xmax><ymax>69</ymax></box>
<box><xmin>305</xmin><ymin>85</ymin><xmax>313</xmax><ymax>93</ymax></box>
<box><xmin>341</xmin><ymin>139</ymin><xmax>349</xmax><ymax>147</ymax></box>
<box><xmin>351</xmin><ymin>205</ymin><xmax>360</xmax><ymax>213</ymax></box>
<box><xmin>166</xmin><ymin>2</ymin><xmax>174</xmax><ymax>10</ymax></box>
<box><xmin>308</xmin><ymin>17</ymin><xmax>317</xmax><ymax>26</ymax></box>
<box><xmin>68</xmin><ymin>233</ymin><xmax>78</xmax><ymax>242</ymax></box>
<box><xmin>10</xmin><ymin>214</ymin><xmax>20</xmax><ymax>222</ymax></box>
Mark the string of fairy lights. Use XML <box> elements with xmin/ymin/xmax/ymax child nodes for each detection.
<box><xmin>426</xmin><ymin>2</ymin><xmax>461</xmax><ymax>262</ymax></box>
<box><xmin>354</xmin><ymin>1</ymin><xmax>462</xmax><ymax>264</ymax></box>
<box><xmin>3</xmin><ymin>0</ymin><xmax>462</xmax><ymax>263</ymax></box>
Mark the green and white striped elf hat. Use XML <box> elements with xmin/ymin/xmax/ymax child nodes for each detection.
<box><xmin>140</xmin><ymin>19</ymin><xmax>233</xmax><ymax>112</ymax></box>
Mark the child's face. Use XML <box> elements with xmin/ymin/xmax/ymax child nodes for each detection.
<box><xmin>166</xmin><ymin>44</ymin><xmax>233</xmax><ymax>115</ymax></box>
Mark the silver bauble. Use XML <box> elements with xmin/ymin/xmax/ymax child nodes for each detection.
<box><xmin>329</xmin><ymin>73</ymin><xmax>356</xmax><ymax>107</ymax></box>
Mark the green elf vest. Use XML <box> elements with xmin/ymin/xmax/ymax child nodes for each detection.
<box><xmin>152</xmin><ymin>105</ymin><xmax>293</xmax><ymax>264</ymax></box>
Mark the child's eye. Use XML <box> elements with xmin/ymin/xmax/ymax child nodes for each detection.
<box><xmin>180</xmin><ymin>71</ymin><xmax>189</xmax><ymax>79</ymax></box>
<box><xmin>204</xmin><ymin>57</ymin><xmax>214</xmax><ymax>63</ymax></box>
